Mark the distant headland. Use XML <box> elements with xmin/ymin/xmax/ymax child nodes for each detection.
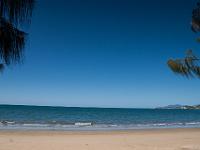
<box><xmin>156</xmin><ymin>104</ymin><xmax>200</xmax><ymax>109</ymax></box>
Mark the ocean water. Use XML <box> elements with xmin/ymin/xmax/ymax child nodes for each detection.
<box><xmin>0</xmin><ymin>105</ymin><xmax>200</xmax><ymax>131</ymax></box>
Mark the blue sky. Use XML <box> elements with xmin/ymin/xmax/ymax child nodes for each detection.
<box><xmin>0</xmin><ymin>0</ymin><xmax>200</xmax><ymax>108</ymax></box>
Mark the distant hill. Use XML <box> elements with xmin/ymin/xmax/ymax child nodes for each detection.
<box><xmin>156</xmin><ymin>104</ymin><xmax>200</xmax><ymax>109</ymax></box>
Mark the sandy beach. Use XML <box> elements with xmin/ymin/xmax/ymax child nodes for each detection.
<box><xmin>0</xmin><ymin>128</ymin><xmax>200</xmax><ymax>150</ymax></box>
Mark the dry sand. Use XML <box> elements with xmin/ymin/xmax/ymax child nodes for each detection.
<box><xmin>0</xmin><ymin>128</ymin><xmax>200</xmax><ymax>150</ymax></box>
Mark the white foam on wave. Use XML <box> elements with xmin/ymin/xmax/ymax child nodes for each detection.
<box><xmin>152</xmin><ymin>123</ymin><xmax>167</xmax><ymax>126</ymax></box>
<box><xmin>185</xmin><ymin>122</ymin><xmax>200</xmax><ymax>125</ymax></box>
<box><xmin>22</xmin><ymin>123</ymin><xmax>50</xmax><ymax>127</ymax></box>
<box><xmin>0</xmin><ymin>121</ymin><xmax>15</xmax><ymax>125</ymax></box>
<box><xmin>1</xmin><ymin>120</ymin><xmax>200</xmax><ymax>130</ymax></box>
<box><xmin>75</xmin><ymin>122</ymin><xmax>93</xmax><ymax>126</ymax></box>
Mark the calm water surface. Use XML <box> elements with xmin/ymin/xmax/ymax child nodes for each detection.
<box><xmin>0</xmin><ymin>105</ymin><xmax>200</xmax><ymax>130</ymax></box>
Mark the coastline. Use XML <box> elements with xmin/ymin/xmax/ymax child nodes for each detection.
<box><xmin>0</xmin><ymin>126</ymin><xmax>200</xmax><ymax>133</ymax></box>
<box><xmin>1</xmin><ymin>128</ymin><xmax>200</xmax><ymax>150</ymax></box>
<box><xmin>1</xmin><ymin>124</ymin><xmax>200</xmax><ymax>132</ymax></box>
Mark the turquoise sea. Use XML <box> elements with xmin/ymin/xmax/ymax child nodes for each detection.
<box><xmin>0</xmin><ymin>105</ymin><xmax>200</xmax><ymax>130</ymax></box>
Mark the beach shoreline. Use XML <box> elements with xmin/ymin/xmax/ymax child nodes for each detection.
<box><xmin>1</xmin><ymin>128</ymin><xmax>200</xmax><ymax>150</ymax></box>
<box><xmin>0</xmin><ymin>127</ymin><xmax>200</xmax><ymax>133</ymax></box>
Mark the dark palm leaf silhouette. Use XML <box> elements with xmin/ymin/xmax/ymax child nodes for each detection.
<box><xmin>191</xmin><ymin>2</ymin><xmax>200</xmax><ymax>32</ymax></box>
<box><xmin>168</xmin><ymin>1</ymin><xmax>200</xmax><ymax>78</ymax></box>
<box><xmin>0</xmin><ymin>0</ymin><xmax>35</xmax><ymax>72</ymax></box>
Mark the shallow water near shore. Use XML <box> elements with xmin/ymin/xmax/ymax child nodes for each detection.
<box><xmin>1</xmin><ymin>105</ymin><xmax>200</xmax><ymax>131</ymax></box>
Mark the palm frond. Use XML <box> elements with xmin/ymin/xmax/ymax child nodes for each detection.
<box><xmin>0</xmin><ymin>18</ymin><xmax>26</xmax><ymax>65</ymax></box>
<box><xmin>167</xmin><ymin>50</ymin><xmax>200</xmax><ymax>78</ymax></box>
<box><xmin>191</xmin><ymin>1</ymin><xmax>200</xmax><ymax>32</ymax></box>
<box><xmin>167</xmin><ymin>59</ymin><xmax>192</xmax><ymax>77</ymax></box>
<box><xmin>0</xmin><ymin>0</ymin><xmax>35</xmax><ymax>73</ymax></box>
<box><xmin>0</xmin><ymin>0</ymin><xmax>35</xmax><ymax>25</ymax></box>
<box><xmin>193</xmin><ymin>66</ymin><xmax>200</xmax><ymax>77</ymax></box>
<box><xmin>191</xmin><ymin>19</ymin><xmax>200</xmax><ymax>33</ymax></box>
<box><xmin>0</xmin><ymin>63</ymin><xmax>4</xmax><ymax>72</ymax></box>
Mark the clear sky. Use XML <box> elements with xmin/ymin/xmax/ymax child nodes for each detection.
<box><xmin>0</xmin><ymin>0</ymin><xmax>200</xmax><ymax>108</ymax></box>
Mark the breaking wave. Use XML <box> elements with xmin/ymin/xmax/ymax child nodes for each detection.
<box><xmin>1</xmin><ymin>120</ymin><xmax>200</xmax><ymax>130</ymax></box>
